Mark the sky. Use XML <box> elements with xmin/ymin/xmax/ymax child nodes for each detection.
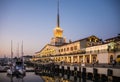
<box><xmin>0</xmin><ymin>0</ymin><xmax>120</xmax><ymax>58</ymax></box>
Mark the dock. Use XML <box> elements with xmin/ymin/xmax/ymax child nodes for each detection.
<box><xmin>34</xmin><ymin>62</ymin><xmax>120</xmax><ymax>82</ymax></box>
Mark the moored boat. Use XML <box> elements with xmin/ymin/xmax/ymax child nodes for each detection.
<box><xmin>7</xmin><ymin>59</ymin><xmax>26</xmax><ymax>75</ymax></box>
<box><xmin>7</xmin><ymin>41</ymin><xmax>26</xmax><ymax>76</ymax></box>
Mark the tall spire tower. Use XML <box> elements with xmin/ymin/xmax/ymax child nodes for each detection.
<box><xmin>54</xmin><ymin>0</ymin><xmax>63</xmax><ymax>38</ymax></box>
<box><xmin>51</xmin><ymin>0</ymin><xmax>66</xmax><ymax>46</ymax></box>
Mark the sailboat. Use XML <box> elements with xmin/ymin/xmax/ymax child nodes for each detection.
<box><xmin>7</xmin><ymin>41</ymin><xmax>26</xmax><ymax>76</ymax></box>
<box><xmin>7</xmin><ymin>40</ymin><xmax>14</xmax><ymax>75</ymax></box>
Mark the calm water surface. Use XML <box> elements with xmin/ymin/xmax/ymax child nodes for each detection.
<box><xmin>0</xmin><ymin>72</ymin><xmax>108</xmax><ymax>82</ymax></box>
<box><xmin>0</xmin><ymin>72</ymin><xmax>44</xmax><ymax>82</ymax></box>
<box><xmin>0</xmin><ymin>72</ymin><xmax>92</xmax><ymax>82</ymax></box>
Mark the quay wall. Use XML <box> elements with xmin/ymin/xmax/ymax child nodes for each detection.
<box><xmin>34</xmin><ymin>63</ymin><xmax>120</xmax><ymax>82</ymax></box>
<box><xmin>58</xmin><ymin>65</ymin><xmax>120</xmax><ymax>77</ymax></box>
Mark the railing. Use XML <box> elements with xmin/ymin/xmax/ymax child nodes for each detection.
<box><xmin>54</xmin><ymin>62</ymin><xmax>120</xmax><ymax>68</ymax></box>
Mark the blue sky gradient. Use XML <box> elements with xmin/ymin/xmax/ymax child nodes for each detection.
<box><xmin>0</xmin><ymin>0</ymin><xmax>120</xmax><ymax>57</ymax></box>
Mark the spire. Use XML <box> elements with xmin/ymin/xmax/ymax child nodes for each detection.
<box><xmin>57</xmin><ymin>0</ymin><xmax>60</xmax><ymax>27</ymax></box>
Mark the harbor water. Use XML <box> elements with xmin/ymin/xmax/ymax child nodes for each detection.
<box><xmin>0</xmin><ymin>72</ymin><xmax>96</xmax><ymax>82</ymax></box>
<box><xmin>0</xmin><ymin>72</ymin><xmax>44</xmax><ymax>82</ymax></box>
<box><xmin>0</xmin><ymin>72</ymin><xmax>116</xmax><ymax>82</ymax></box>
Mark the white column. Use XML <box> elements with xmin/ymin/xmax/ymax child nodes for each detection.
<box><xmin>71</xmin><ymin>56</ymin><xmax>73</xmax><ymax>63</ymax></box>
<box><xmin>90</xmin><ymin>54</ymin><xmax>92</xmax><ymax>63</ymax></box>
<box><xmin>66</xmin><ymin>56</ymin><xmax>68</xmax><ymax>63</ymax></box>
<box><xmin>77</xmin><ymin>56</ymin><xmax>79</xmax><ymax>63</ymax></box>
<box><xmin>83</xmin><ymin>55</ymin><xmax>85</xmax><ymax>63</ymax></box>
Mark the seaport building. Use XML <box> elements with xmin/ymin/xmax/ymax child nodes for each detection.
<box><xmin>33</xmin><ymin>0</ymin><xmax>120</xmax><ymax>64</ymax></box>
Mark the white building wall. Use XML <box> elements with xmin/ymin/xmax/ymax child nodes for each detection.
<box><xmin>98</xmin><ymin>53</ymin><xmax>109</xmax><ymax>63</ymax></box>
<box><xmin>86</xmin><ymin>44</ymin><xmax>108</xmax><ymax>52</ymax></box>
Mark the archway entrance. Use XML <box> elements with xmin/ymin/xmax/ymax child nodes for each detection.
<box><xmin>110</xmin><ymin>55</ymin><xmax>113</xmax><ymax>63</ymax></box>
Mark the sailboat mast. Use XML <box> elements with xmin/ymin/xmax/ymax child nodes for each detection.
<box><xmin>11</xmin><ymin>40</ymin><xmax>13</xmax><ymax>62</ymax></box>
<box><xmin>10</xmin><ymin>40</ymin><xmax>13</xmax><ymax>74</ymax></box>
<box><xmin>17</xmin><ymin>43</ymin><xmax>19</xmax><ymax>58</ymax></box>
<box><xmin>21</xmin><ymin>41</ymin><xmax>24</xmax><ymax>58</ymax></box>
<box><xmin>21</xmin><ymin>41</ymin><xmax>24</xmax><ymax>67</ymax></box>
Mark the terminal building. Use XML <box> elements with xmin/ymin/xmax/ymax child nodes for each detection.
<box><xmin>33</xmin><ymin>1</ymin><xmax>120</xmax><ymax>64</ymax></box>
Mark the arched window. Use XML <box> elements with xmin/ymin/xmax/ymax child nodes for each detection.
<box><xmin>93</xmin><ymin>56</ymin><xmax>96</xmax><ymax>63</ymax></box>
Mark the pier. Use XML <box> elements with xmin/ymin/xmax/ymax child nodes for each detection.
<box><xmin>34</xmin><ymin>62</ymin><xmax>120</xmax><ymax>82</ymax></box>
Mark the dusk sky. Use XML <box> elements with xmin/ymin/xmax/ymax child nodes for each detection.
<box><xmin>0</xmin><ymin>0</ymin><xmax>120</xmax><ymax>58</ymax></box>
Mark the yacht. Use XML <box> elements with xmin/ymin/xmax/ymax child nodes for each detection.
<box><xmin>7</xmin><ymin>41</ymin><xmax>26</xmax><ymax>76</ymax></box>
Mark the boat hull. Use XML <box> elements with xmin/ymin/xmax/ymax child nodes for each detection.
<box><xmin>7</xmin><ymin>69</ymin><xmax>26</xmax><ymax>76</ymax></box>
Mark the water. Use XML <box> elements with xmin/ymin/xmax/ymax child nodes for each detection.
<box><xmin>40</xmin><ymin>75</ymin><xmax>93</xmax><ymax>82</ymax></box>
<box><xmin>0</xmin><ymin>72</ymin><xmax>93</xmax><ymax>82</ymax></box>
<box><xmin>0</xmin><ymin>72</ymin><xmax>44</xmax><ymax>82</ymax></box>
<box><xmin>0</xmin><ymin>72</ymin><xmax>116</xmax><ymax>82</ymax></box>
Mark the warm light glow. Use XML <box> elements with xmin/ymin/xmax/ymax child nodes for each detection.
<box><xmin>54</xmin><ymin>27</ymin><xmax>63</xmax><ymax>37</ymax></box>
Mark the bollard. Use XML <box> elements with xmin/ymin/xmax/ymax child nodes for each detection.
<box><xmin>71</xmin><ymin>70</ymin><xmax>74</xmax><ymax>76</ymax></box>
<box><xmin>64</xmin><ymin>68</ymin><xmax>67</xmax><ymax>75</ymax></box>
<box><xmin>74</xmin><ymin>67</ymin><xmax>77</xmax><ymax>77</ymax></box>
<box><xmin>113</xmin><ymin>76</ymin><xmax>120</xmax><ymax>82</ymax></box>
<box><xmin>87</xmin><ymin>73</ymin><xmax>93</xmax><ymax>80</ymax></box>
<box><xmin>77</xmin><ymin>67</ymin><xmax>81</xmax><ymax>77</ymax></box>
<box><xmin>93</xmin><ymin>68</ymin><xmax>99</xmax><ymax>80</ymax></box>
<box><xmin>101</xmin><ymin>74</ymin><xmax>108</xmax><ymax>82</ymax></box>
<box><xmin>54</xmin><ymin>65</ymin><xmax>57</xmax><ymax>74</ymax></box>
<box><xmin>67</xmin><ymin>67</ymin><xmax>70</xmax><ymax>79</ymax></box>
<box><xmin>82</xmin><ymin>68</ymin><xmax>86</xmax><ymax>79</ymax></box>
<box><xmin>107</xmin><ymin>69</ymin><xmax>113</xmax><ymax>81</ymax></box>
<box><xmin>67</xmin><ymin>67</ymin><xmax>70</xmax><ymax>75</ymax></box>
<box><xmin>56</xmin><ymin>65</ymin><xmax>59</xmax><ymax>75</ymax></box>
<box><xmin>93</xmin><ymin>68</ymin><xmax>97</xmax><ymax>75</ymax></box>
<box><xmin>61</xmin><ymin>66</ymin><xmax>64</xmax><ymax>76</ymax></box>
<box><xmin>74</xmin><ymin>76</ymin><xmax>77</xmax><ymax>81</ymax></box>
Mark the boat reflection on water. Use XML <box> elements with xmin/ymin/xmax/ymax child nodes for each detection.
<box><xmin>7</xmin><ymin>74</ymin><xmax>25</xmax><ymax>82</ymax></box>
<box><xmin>7</xmin><ymin>61</ymin><xmax>26</xmax><ymax>76</ymax></box>
<box><xmin>0</xmin><ymin>72</ymin><xmax>44</xmax><ymax>82</ymax></box>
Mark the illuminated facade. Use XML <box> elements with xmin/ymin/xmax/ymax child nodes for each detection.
<box><xmin>33</xmin><ymin>1</ymin><xmax>120</xmax><ymax>64</ymax></box>
<box><xmin>34</xmin><ymin>34</ymin><xmax>120</xmax><ymax>64</ymax></box>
